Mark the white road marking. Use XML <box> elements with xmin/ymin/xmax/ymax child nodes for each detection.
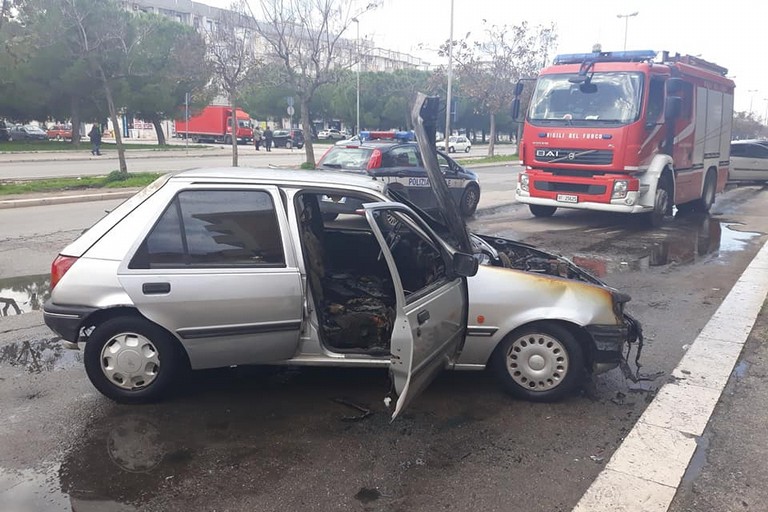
<box><xmin>573</xmin><ymin>238</ymin><xmax>768</xmax><ymax>512</ymax></box>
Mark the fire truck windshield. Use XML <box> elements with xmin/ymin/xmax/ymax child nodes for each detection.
<box><xmin>528</xmin><ymin>72</ymin><xmax>644</xmax><ymax>126</ymax></box>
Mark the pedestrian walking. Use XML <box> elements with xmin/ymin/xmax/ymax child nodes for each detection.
<box><xmin>264</xmin><ymin>126</ymin><xmax>273</xmax><ymax>152</ymax></box>
<box><xmin>88</xmin><ymin>124</ymin><xmax>102</xmax><ymax>156</ymax></box>
<box><xmin>253</xmin><ymin>127</ymin><xmax>262</xmax><ymax>151</ymax></box>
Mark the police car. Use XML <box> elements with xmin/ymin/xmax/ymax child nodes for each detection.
<box><xmin>317</xmin><ymin>131</ymin><xmax>481</xmax><ymax>219</ymax></box>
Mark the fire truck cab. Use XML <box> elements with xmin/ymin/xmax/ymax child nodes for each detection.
<box><xmin>514</xmin><ymin>49</ymin><xmax>735</xmax><ymax>226</ymax></box>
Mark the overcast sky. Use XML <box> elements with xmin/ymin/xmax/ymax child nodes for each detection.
<box><xmin>201</xmin><ymin>0</ymin><xmax>766</xmax><ymax>116</ymax></box>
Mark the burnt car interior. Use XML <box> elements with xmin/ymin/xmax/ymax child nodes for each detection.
<box><xmin>296</xmin><ymin>191</ymin><xmax>447</xmax><ymax>354</ymax></box>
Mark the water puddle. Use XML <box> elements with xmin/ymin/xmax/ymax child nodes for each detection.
<box><xmin>0</xmin><ymin>338</ymin><xmax>81</xmax><ymax>373</ymax></box>
<box><xmin>732</xmin><ymin>360</ymin><xmax>750</xmax><ymax>380</ymax></box>
<box><xmin>680</xmin><ymin>433</ymin><xmax>711</xmax><ymax>485</ymax></box>
<box><xmin>0</xmin><ymin>274</ymin><xmax>49</xmax><ymax>317</ymax></box>
<box><xmin>570</xmin><ymin>217</ymin><xmax>761</xmax><ymax>277</ymax></box>
<box><xmin>0</xmin><ymin>465</ymin><xmax>70</xmax><ymax>512</ymax></box>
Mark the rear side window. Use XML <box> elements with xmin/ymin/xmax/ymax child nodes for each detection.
<box><xmin>381</xmin><ymin>146</ymin><xmax>421</xmax><ymax>168</ymax></box>
<box><xmin>318</xmin><ymin>147</ymin><xmax>373</xmax><ymax>170</ymax></box>
<box><xmin>130</xmin><ymin>190</ymin><xmax>285</xmax><ymax>269</ymax></box>
<box><xmin>730</xmin><ymin>144</ymin><xmax>747</xmax><ymax>157</ymax></box>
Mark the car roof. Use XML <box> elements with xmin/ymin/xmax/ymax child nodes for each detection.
<box><xmin>170</xmin><ymin>167</ymin><xmax>386</xmax><ymax>191</ymax></box>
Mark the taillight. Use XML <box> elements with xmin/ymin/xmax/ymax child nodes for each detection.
<box><xmin>51</xmin><ymin>255</ymin><xmax>78</xmax><ymax>290</ymax></box>
<box><xmin>368</xmin><ymin>149</ymin><xmax>382</xmax><ymax>170</ymax></box>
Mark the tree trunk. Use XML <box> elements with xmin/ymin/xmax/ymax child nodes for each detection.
<box><xmin>488</xmin><ymin>113</ymin><xmax>496</xmax><ymax>157</ymax></box>
<box><xmin>99</xmin><ymin>66</ymin><xmax>127</xmax><ymax>175</ymax></box>
<box><xmin>152</xmin><ymin>118</ymin><xmax>166</xmax><ymax>145</ymax></box>
<box><xmin>70</xmin><ymin>95</ymin><xmax>81</xmax><ymax>148</ymax></box>
<box><xmin>300</xmin><ymin>95</ymin><xmax>315</xmax><ymax>167</ymax></box>
<box><xmin>230</xmin><ymin>95</ymin><xmax>239</xmax><ymax>167</ymax></box>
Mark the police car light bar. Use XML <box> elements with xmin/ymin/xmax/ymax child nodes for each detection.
<box><xmin>359</xmin><ymin>130</ymin><xmax>416</xmax><ymax>142</ymax></box>
<box><xmin>553</xmin><ymin>50</ymin><xmax>657</xmax><ymax>65</ymax></box>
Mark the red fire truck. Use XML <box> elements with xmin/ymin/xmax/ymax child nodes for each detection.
<box><xmin>174</xmin><ymin>105</ymin><xmax>253</xmax><ymax>144</ymax></box>
<box><xmin>514</xmin><ymin>50</ymin><xmax>735</xmax><ymax>226</ymax></box>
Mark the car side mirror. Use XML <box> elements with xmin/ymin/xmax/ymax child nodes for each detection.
<box><xmin>453</xmin><ymin>252</ymin><xmax>479</xmax><ymax>277</ymax></box>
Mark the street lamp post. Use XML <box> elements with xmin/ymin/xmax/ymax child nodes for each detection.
<box><xmin>747</xmin><ymin>89</ymin><xmax>758</xmax><ymax>114</ymax></box>
<box><xmin>352</xmin><ymin>17</ymin><xmax>360</xmax><ymax>135</ymax></box>
<box><xmin>616</xmin><ymin>11</ymin><xmax>638</xmax><ymax>51</ymax></box>
<box><xmin>444</xmin><ymin>0</ymin><xmax>455</xmax><ymax>151</ymax></box>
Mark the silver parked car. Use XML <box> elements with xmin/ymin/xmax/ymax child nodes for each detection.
<box><xmin>43</xmin><ymin>169</ymin><xmax>640</xmax><ymax>417</ymax></box>
<box><xmin>43</xmin><ymin>95</ymin><xmax>641</xmax><ymax>419</ymax></box>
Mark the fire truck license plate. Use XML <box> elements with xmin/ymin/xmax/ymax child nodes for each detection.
<box><xmin>557</xmin><ymin>194</ymin><xmax>578</xmax><ymax>203</ymax></box>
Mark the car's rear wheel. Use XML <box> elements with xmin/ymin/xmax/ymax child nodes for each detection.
<box><xmin>286</xmin><ymin>140</ymin><xmax>293</xmax><ymax>149</ymax></box>
<box><xmin>529</xmin><ymin>204</ymin><xmax>557</xmax><ymax>217</ymax></box>
<box><xmin>84</xmin><ymin>316</ymin><xmax>187</xmax><ymax>404</ymax></box>
<box><xmin>448</xmin><ymin>146</ymin><xmax>455</xmax><ymax>153</ymax></box>
<box><xmin>465</xmin><ymin>146</ymin><xmax>471</xmax><ymax>153</ymax></box>
<box><xmin>491</xmin><ymin>322</ymin><xmax>585</xmax><ymax>402</ymax></box>
<box><xmin>460</xmin><ymin>183</ymin><xmax>481</xmax><ymax>216</ymax></box>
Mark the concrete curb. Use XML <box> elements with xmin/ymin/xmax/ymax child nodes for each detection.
<box><xmin>0</xmin><ymin>190</ymin><xmax>138</xmax><ymax>209</ymax></box>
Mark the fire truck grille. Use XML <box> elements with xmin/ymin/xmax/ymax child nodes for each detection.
<box><xmin>534</xmin><ymin>182</ymin><xmax>607</xmax><ymax>195</ymax></box>
<box><xmin>534</xmin><ymin>149</ymin><xmax>613</xmax><ymax>165</ymax></box>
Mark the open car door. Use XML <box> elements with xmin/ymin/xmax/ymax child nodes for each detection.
<box><xmin>363</xmin><ymin>202</ymin><xmax>477</xmax><ymax>420</ymax></box>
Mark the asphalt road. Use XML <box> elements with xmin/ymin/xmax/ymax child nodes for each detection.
<box><xmin>1</xmin><ymin>181</ymin><xmax>766</xmax><ymax>511</ymax></box>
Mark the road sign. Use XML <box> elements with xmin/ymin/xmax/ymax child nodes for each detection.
<box><xmin>287</xmin><ymin>106</ymin><xmax>295</xmax><ymax>116</ymax></box>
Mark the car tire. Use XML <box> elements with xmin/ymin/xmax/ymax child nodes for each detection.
<box><xmin>529</xmin><ymin>204</ymin><xmax>557</xmax><ymax>217</ymax></box>
<box><xmin>465</xmin><ymin>146</ymin><xmax>471</xmax><ymax>153</ymax></box>
<box><xmin>84</xmin><ymin>316</ymin><xmax>187</xmax><ymax>404</ymax></box>
<box><xmin>491</xmin><ymin>322</ymin><xmax>585</xmax><ymax>402</ymax></box>
<box><xmin>286</xmin><ymin>140</ymin><xmax>293</xmax><ymax>149</ymax></box>
<box><xmin>55</xmin><ymin>135</ymin><xmax>62</xmax><ymax>141</ymax></box>
<box><xmin>448</xmin><ymin>146</ymin><xmax>455</xmax><ymax>153</ymax></box>
<box><xmin>460</xmin><ymin>183</ymin><xmax>481</xmax><ymax>217</ymax></box>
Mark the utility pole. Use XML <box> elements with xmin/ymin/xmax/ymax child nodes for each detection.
<box><xmin>617</xmin><ymin>12</ymin><xmax>638</xmax><ymax>51</ymax></box>
<box><xmin>443</xmin><ymin>0</ymin><xmax>455</xmax><ymax>150</ymax></box>
<box><xmin>352</xmin><ymin>17</ymin><xmax>360</xmax><ymax>135</ymax></box>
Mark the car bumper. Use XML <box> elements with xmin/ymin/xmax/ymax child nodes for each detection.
<box><xmin>43</xmin><ymin>301</ymin><xmax>97</xmax><ymax>342</ymax></box>
<box><xmin>586</xmin><ymin>314</ymin><xmax>641</xmax><ymax>374</ymax></box>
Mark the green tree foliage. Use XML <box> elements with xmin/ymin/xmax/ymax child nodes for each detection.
<box><xmin>732</xmin><ymin>111</ymin><xmax>767</xmax><ymax>140</ymax></box>
<box><xmin>125</xmin><ymin>13</ymin><xmax>212</xmax><ymax>145</ymax></box>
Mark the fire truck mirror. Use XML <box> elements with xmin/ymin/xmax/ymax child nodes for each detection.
<box><xmin>514</xmin><ymin>81</ymin><xmax>525</xmax><ymax>96</ymax></box>
<box><xmin>511</xmin><ymin>98</ymin><xmax>521</xmax><ymax>120</ymax></box>
<box><xmin>666</xmin><ymin>77</ymin><xmax>684</xmax><ymax>95</ymax></box>
<box><xmin>664</xmin><ymin>96</ymin><xmax>682</xmax><ymax>121</ymax></box>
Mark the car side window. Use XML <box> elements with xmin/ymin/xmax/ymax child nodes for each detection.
<box><xmin>730</xmin><ymin>144</ymin><xmax>747</xmax><ymax>157</ymax></box>
<box><xmin>752</xmin><ymin>144</ymin><xmax>768</xmax><ymax>159</ymax></box>
<box><xmin>382</xmin><ymin>146</ymin><xmax>421</xmax><ymax>168</ymax></box>
<box><xmin>130</xmin><ymin>190</ymin><xmax>285</xmax><ymax>269</ymax></box>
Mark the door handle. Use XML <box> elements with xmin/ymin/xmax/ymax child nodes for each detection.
<box><xmin>417</xmin><ymin>310</ymin><xmax>430</xmax><ymax>325</ymax></box>
<box><xmin>142</xmin><ymin>282</ymin><xmax>171</xmax><ymax>295</ymax></box>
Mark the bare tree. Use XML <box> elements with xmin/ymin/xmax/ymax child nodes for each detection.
<box><xmin>57</xmin><ymin>0</ymin><xmax>137</xmax><ymax>175</ymax></box>
<box><xmin>248</xmin><ymin>0</ymin><xmax>377</xmax><ymax>167</ymax></box>
<box><xmin>205</xmin><ymin>1</ymin><xmax>260</xmax><ymax>166</ymax></box>
<box><xmin>449</xmin><ymin>22</ymin><xmax>556</xmax><ymax>156</ymax></box>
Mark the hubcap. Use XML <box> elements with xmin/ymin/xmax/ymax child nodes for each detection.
<box><xmin>100</xmin><ymin>332</ymin><xmax>160</xmax><ymax>390</ymax></box>
<box><xmin>465</xmin><ymin>189</ymin><xmax>478</xmax><ymax>208</ymax></box>
<box><xmin>506</xmin><ymin>333</ymin><xmax>569</xmax><ymax>391</ymax></box>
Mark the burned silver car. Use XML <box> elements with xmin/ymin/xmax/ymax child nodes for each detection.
<box><xmin>43</xmin><ymin>168</ymin><xmax>640</xmax><ymax>416</ymax></box>
<box><xmin>43</xmin><ymin>95</ymin><xmax>640</xmax><ymax>419</ymax></box>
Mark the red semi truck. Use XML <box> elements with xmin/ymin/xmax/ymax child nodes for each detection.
<box><xmin>175</xmin><ymin>105</ymin><xmax>253</xmax><ymax>144</ymax></box>
<box><xmin>514</xmin><ymin>49</ymin><xmax>734</xmax><ymax>226</ymax></box>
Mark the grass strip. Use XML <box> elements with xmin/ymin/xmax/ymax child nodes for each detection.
<box><xmin>0</xmin><ymin>172</ymin><xmax>164</xmax><ymax>196</ymax></box>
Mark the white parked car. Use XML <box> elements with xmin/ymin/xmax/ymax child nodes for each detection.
<box><xmin>438</xmin><ymin>135</ymin><xmax>472</xmax><ymax>153</ymax></box>
<box><xmin>729</xmin><ymin>140</ymin><xmax>768</xmax><ymax>182</ymax></box>
<box><xmin>318</xmin><ymin>129</ymin><xmax>345</xmax><ymax>140</ymax></box>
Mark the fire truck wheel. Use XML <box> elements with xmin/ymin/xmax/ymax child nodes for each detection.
<box><xmin>695</xmin><ymin>172</ymin><xmax>717</xmax><ymax>212</ymax></box>
<box><xmin>224</xmin><ymin>135</ymin><xmax>232</xmax><ymax>145</ymax></box>
<box><xmin>647</xmin><ymin>182</ymin><xmax>670</xmax><ymax>228</ymax></box>
<box><xmin>529</xmin><ymin>205</ymin><xmax>557</xmax><ymax>217</ymax></box>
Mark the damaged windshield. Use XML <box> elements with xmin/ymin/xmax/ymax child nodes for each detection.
<box><xmin>528</xmin><ymin>72</ymin><xmax>643</xmax><ymax>126</ymax></box>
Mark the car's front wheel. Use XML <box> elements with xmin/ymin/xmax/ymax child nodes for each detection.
<box><xmin>460</xmin><ymin>183</ymin><xmax>481</xmax><ymax>216</ymax></box>
<box><xmin>491</xmin><ymin>323</ymin><xmax>585</xmax><ymax>402</ymax></box>
<box><xmin>286</xmin><ymin>140</ymin><xmax>293</xmax><ymax>149</ymax></box>
<box><xmin>465</xmin><ymin>146</ymin><xmax>471</xmax><ymax>153</ymax></box>
<box><xmin>84</xmin><ymin>316</ymin><xmax>187</xmax><ymax>404</ymax></box>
